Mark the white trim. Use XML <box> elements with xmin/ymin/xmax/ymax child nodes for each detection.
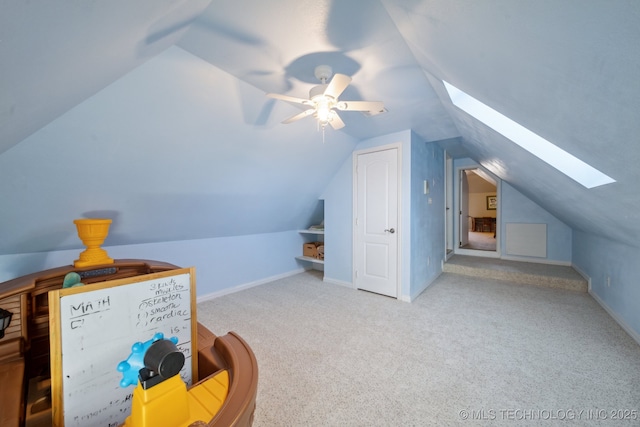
<box><xmin>589</xmin><ymin>289</ymin><xmax>640</xmax><ymax>347</ymax></box>
<box><xmin>444</xmin><ymin>152</ymin><xmax>455</xmax><ymax>260</ymax></box>
<box><xmin>454</xmin><ymin>163</ymin><xmax>502</xmax><ymax>257</ymax></box>
<box><xmin>196</xmin><ymin>268</ymin><xmax>305</xmax><ymax>303</ymax></box>
<box><xmin>323</xmin><ymin>276</ymin><xmax>354</xmax><ymax>289</ymax></box>
<box><xmin>352</xmin><ymin>142</ymin><xmax>403</xmax><ymax>299</ymax></box>
<box><xmin>455</xmin><ymin>248</ymin><xmax>501</xmax><ymax>258</ymax></box>
<box><xmin>501</xmin><ymin>255</ymin><xmax>571</xmax><ymax>266</ymax></box>
<box><xmin>572</xmin><ymin>264</ymin><xmax>639</xmax><ymax>346</ymax></box>
<box><xmin>405</xmin><ymin>271</ymin><xmax>443</xmax><ymax>302</ymax></box>
<box><xmin>572</xmin><ymin>263</ymin><xmax>592</xmax><ymax>292</ymax></box>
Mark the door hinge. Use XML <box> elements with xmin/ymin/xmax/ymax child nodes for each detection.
<box><xmin>355</xmin><ymin>218</ymin><xmax>359</xmax><ymax>225</ymax></box>
<box><xmin>355</xmin><ymin>270</ymin><xmax>358</xmax><ymax>278</ymax></box>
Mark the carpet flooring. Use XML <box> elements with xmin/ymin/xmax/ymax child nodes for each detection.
<box><xmin>461</xmin><ymin>232</ymin><xmax>497</xmax><ymax>251</ymax></box>
<box><xmin>443</xmin><ymin>255</ymin><xmax>588</xmax><ymax>292</ymax></box>
<box><xmin>197</xmin><ymin>270</ymin><xmax>640</xmax><ymax>426</ymax></box>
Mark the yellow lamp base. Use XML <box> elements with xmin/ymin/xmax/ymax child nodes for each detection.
<box><xmin>73</xmin><ymin>218</ymin><xmax>114</xmax><ymax>267</ymax></box>
<box><xmin>73</xmin><ymin>248</ymin><xmax>114</xmax><ymax>267</ymax></box>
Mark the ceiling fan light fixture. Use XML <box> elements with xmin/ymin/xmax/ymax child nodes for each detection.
<box><xmin>315</xmin><ymin>99</ymin><xmax>331</xmax><ymax>124</ymax></box>
<box><xmin>266</xmin><ymin>64</ymin><xmax>385</xmax><ymax>133</ymax></box>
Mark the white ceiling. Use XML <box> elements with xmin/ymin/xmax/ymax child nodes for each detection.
<box><xmin>1</xmin><ymin>0</ymin><xmax>639</xmax><ymax>254</ymax></box>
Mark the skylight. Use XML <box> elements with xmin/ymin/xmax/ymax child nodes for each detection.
<box><xmin>443</xmin><ymin>81</ymin><xmax>615</xmax><ymax>189</ymax></box>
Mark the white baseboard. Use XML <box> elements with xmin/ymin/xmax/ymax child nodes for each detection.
<box><xmin>323</xmin><ymin>276</ymin><xmax>353</xmax><ymax>289</ymax></box>
<box><xmin>571</xmin><ymin>263</ymin><xmax>592</xmax><ymax>292</ymax></box>
<box><xmin>568</xmin><ymin>264</ymin><xmax>639</xmax><ymax>347</ymax></box>
<box><xmin>196</xmin><ymin>268</ymin><xmax>306</xmax><ymax>303</ymax></box>
<box><xmin>589</xmin><ymin>289</ymin><xmax>640</xmax><ymax>347</ymax></box>
<box><xmin>406</xmin><ymin>271</ymin><xmax>443</xmax><ymax>302</ymax></box>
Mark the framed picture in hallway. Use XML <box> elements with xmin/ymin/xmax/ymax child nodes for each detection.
<box><xmin>486</xmin><ymin>195</ymin><xmax>497</xmax><ymax>210</ymax></box>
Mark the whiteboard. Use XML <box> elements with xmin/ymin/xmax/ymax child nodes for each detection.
<box><xmin>49</xmin><ymin>268</ymin><xmax>197</xmax><ymax>427</ymax></box>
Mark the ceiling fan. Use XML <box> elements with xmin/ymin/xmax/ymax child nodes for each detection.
<box><xmin>266</xmin><ymin>65</ymin><xmax>385</xmax><ymax>131</ymax></box>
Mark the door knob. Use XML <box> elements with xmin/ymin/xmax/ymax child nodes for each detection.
<box><xmin>384</xmin><ymin>228</ymin><xmax>395</xmax><ymax>234</ymax></box>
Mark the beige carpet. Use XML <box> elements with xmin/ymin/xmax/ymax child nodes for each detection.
<box><xmin>198</xmin><ymin>271</ymin><xmax>640</xmax><ymax>426</ymax></box>
<box><xmin>461</xmin><ymin>231</ymin><xmax>496</xmax><ymax>251</ymax></box>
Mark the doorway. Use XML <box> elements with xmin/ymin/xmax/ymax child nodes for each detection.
<box><xmin>353</xmin><ymin>144</ymin><xmax>401</xmax><ymax>298</ymax></box>
<box><xmin>445</xmin><ymin>153</ymin><xmax>454</xmax><ymax>257</ymax></box>
<box><xmin>456</xmin><ymin>167</ymin><xmax>500</xmax><ymax>257</ymax></box>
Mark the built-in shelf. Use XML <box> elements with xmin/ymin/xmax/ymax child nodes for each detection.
<box><xmin>297</xmin><ymin>229</ymin><xmax>324</xmax><ymax>235</ymax></box>
<box><xmin>295</xmin><ymin>256</ymin><xmax>325</xmax><ymax>265</ymax></box>
<box><xmin>297</xmin><ymin>229</ymin><xmax>325</xmax><ymax>270</ymax></box>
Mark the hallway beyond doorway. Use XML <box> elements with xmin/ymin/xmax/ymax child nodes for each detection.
<box><xmin>460</xmin><ymin>231</ymin><xmax>496</xmax><ymax>251</ymax></box>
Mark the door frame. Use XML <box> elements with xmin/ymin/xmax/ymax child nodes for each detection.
<box><xmin>444</xmin><ymin>152</ymin><xmax>455</xmax><ymax>260</ymax></box>
<box><xmin>352</xmin><ymin>142</ymin><xmax>403</xmax><ymax>298</ymax></box>
<box><xmin>454</xmin><ymin>164</ymin><xmax>501</xmax><ymax>258</ymax></box>
<box><xmin>459</xmin><ymin>167</ymin><xmax>471</xmax><ymax>248</ymax></box>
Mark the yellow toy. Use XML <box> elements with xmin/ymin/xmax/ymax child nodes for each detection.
<box><xmin>123</xmin><ymin>339</ymin><xmax>229</xmax><ymax>427</ymax></box>
<box><xmin>73</xmin><ymin>218</ymin><xmax>114</xmax><ymax>267</ymax></box>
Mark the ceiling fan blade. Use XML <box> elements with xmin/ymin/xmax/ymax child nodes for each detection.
<box><xmin>324</xmin><ymin>73</ymin><xmax>351</xmax><ymax>99</ymax></box>
<box><xmin>328</xmin><ymin>111</ymin><xmax>345</xmax><ymax>130</ymax></box>
<box><xmin>266</xmin><ymin>93</ymin><xmax>310</xmax><ymax>105</ymax></box>
<box><xmin>336</xmin><ymin>100</ymin><xmax>385</xmax><ymax>114</ymax></box>
<box><xmin>282</xmin><ymin>109</ymin><xmax>315</xmax><ymax>124</ymax></box>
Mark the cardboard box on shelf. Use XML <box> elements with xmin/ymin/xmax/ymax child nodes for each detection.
<box><xmin>303</xmin><ymin>242</ymin><xmax>324</xmax><ymax>259</ymax></box>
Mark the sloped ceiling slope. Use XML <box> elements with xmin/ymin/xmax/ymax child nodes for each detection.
<box><xmin>0</xmin><ymin>0</ymin><xmax>214</xmax><ymax>155</ymax></box>
<box><xmin>0</xmin><ymin>46</ymin><xmax>357</xmax><ymax>255</ymax></box>
<box><xmin>0</xmin><ymin>0</ymin><xmax>458</xmax><ymax>256</ymax></box>
<box><xmin>176</xmin><ymin>0</ymin><xmax>458</xmax><ymax>142</ymax></box>
<box><xmin>383</xmin><ymin>0</ymin><xmax>640</xmax><ymax>248</ymax></box>
<box><xmin>1</xmin><ymin>0</ymin><xmax>639</xmax><ymax>255</ymax></box>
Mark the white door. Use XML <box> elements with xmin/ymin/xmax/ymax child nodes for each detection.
<box><xmin>354</xmin><ymin>148</ymin><xmax>399</xmax><ymax>298</ymax></box>
<box><xmin>459</xmin><ymin>169</ymin><xmax>469</xmax><ymax>247</ymax></box>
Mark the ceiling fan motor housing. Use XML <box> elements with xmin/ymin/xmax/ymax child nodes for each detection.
<box><xmin>309</xmin><ymin>84</ymin><xmax>331</xmax><ymax>101</ymax></box>
<box><xmin>314</xmin><ymin>65</ymin><xmax>333</xmax><ymax>83</ymax></box>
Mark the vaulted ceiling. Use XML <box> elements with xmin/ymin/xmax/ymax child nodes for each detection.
<box><xmin>1</xmin><ymin>0</ymin><xmax>639</xmax><ymax>255</ymax></box>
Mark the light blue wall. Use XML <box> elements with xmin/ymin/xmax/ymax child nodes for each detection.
<box><xmin>410</xmin><ymin>135</ymin><xmax>445</xmax><ymax>299</ymax></box>
<box><xmin>0</xmin><ymin>231</ymin><xmax>303</xmax><ymax>298</ymax></box>
<box><xmin>501</xmin><ymin>182</ymin><xmax>572</xmax><ymax>263</ymax></box>
<box><xmin>0</xmin><ymin>46</ymin><xmax>358</xmax><ymax>255</ymax></box>
<box><xmin>453</xmin><ymin>158</ymin><xmax>572</xmax><ymax>264</ymax></box>
<box><xmin>573</xmin><ymin>231</ymin><xmax>640</xmax><ymax>341</ymax></box>
<box><xmin>321</xmin><ymin>154</ymin><xmax>353</xmax><ymax>285</ymax></box>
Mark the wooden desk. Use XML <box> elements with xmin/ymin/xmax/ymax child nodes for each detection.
<box><xmin>473</xmin><ymin>217</ymin><xmax>496</xmax><ymax>232</ymax></box>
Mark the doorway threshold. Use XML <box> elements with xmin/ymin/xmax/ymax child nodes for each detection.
<box><xmin>455</xmin><ymin>248</ymin><xmax>500</xmax><ymax>258</ymax></box>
